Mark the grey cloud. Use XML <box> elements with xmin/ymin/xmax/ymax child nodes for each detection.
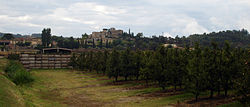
<box><xmin>0</xmin><ymin>0</ymin><xmax>249</xmax><ymax>37</ymax></box>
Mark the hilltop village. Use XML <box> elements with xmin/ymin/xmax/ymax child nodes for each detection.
<box><xmin>0</xmin><ymin>28</ymin><xmax>129</xmax><ymax>55</ymax></box>
<box><xmin>0</xmin><ymin>28</ymin><xmax>249</xmax><ymax>57</ymax></box>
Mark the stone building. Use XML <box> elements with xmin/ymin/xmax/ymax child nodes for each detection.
<box><xmin>82</xmin><ymin>28</ymin><xmax>123</xmax><ymax>46</ymax></box>
<box><xmin>90</xmin><ymin>28</ymin><xmax>123</xmax><ymax>39</ymax></box>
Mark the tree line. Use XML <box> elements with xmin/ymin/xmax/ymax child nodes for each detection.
<box><xmin>70</xmin><ymin>41</ymin><xmax>249</xmax><ymax>104</ymax></box>
<box><xmin>40</xmin><ymin>28</ymin><xmax>250</xmax><ymax>50</ymax></box>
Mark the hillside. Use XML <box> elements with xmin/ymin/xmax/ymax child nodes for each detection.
<box><xmin>0</xmin><ymin>59</ymin><xmax>25</xmax><ymax>107</ymax></box>
<box><xmin>0</xmin><ymin>74</ymin><xmax>25</xmax><ymax>107</ymax></box>
<box><xmin>186</xmin><ymin>29</ymin><xmax>250</xmax><ymax>48</ymax></box>
<box><xmin>108</xmin><ymin>29</ymin><xmax>250</xmax><ymax>50</ymax></box>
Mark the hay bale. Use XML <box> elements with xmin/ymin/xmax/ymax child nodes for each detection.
<box><xmin>55</xmin><ymin>61</ymin><xmax>61</xmax><ymax>64</ymax></box>
<box><xmin>55</xmin><ymin>55</ymin><xmax>61</xmax><ymax>57</ymax></box>
<box><xmin>21</xmin><ymin>54</ymin><xmax>29</xmax><ymax>57</ymax></box>
<box><xmin>49</xmin><ymin>55</ymin><xmax>54</xmax><ymax>57</ymax></box>
<box><xmin>61</xmin><ymin>55</ymin><xmax>71</xmax><ymax>58</ymax></box>
<box><xmin>42</xmin><ymin>57</ymin><xmax>48</xmax><ymax>60</ymax></box>
<box><xmin>32</xmin><ymin>67</ymin><xmax>40</xmax><ymax>69</ymax></box>
<box><xmin>55</xmin><ymin>66</ymin><xmax>61</xmax><ymax>69</ymax></box>
<box><xmin>61</xmin><ymin>64</ymin><xmax>68</xmax><ymax>67</ymax></box>
<box><xmin>35</xmin><ymin>64</ymin><xmax>41</xmax><ymax>67</ymax></box>
<box><xmin>35</xmin><ymin>61</ymin><xmax>42</xmax><ymax>64</ymax></box>
<box><xmin>20</xmin><ymin>57</ymin><xmax>29</xmax><ymax>61</ymax></box>
<box><xmin>42</xmin><ymin>60</ymin><xmax>49</xmax><ymax>64</ymax></box>
<box><xmin>29</xmin><ymin>57</ymin><xmax>35</xmax><ymax>60</ymax></box>
<box><xmin>42</xmin><ymin>54</ymin><xmax>49</xmax><ymax>57</ymax></box>
<box><xmin>49</xmin><ymin>66</ymin><xmax>55</xmax><ymax>69</ymax></box>
<box><xmin>61</xmin><ymin>66</ymin><xmax>68</xmax><ymax>69</ymax></box>
<box><xmin>61</xmin><ymin>58</ymin><xmax>68</xmax><ymax>61</ymax></box>
<box><xmin>21</xmin><ymin>61</ymin><xmax>29</xmax><ymax>64</ymax></box>
<box><xmin>55</xmin><ymin>58</ymin><xmax>61</xmax><ymax>61</ymax></box>
<box><xmin>29</xmin><ymin>64</ymin><xmax>35</xmax><ymax>67</ymax></box>
<box><xmin>29</xmin><ymin>61</ymin><xmax>35</xmax><ymax>64</ymax></box>
<box><xmin>49</xmin><ymin>61</ymin><xmax>55</xmax><ymax>63</ymax></box>
<box><xmin>29</xmin><ymin>55</ymin><xmax>35</xmax><ymax>57</ymax></box>
<box><xmin>55</xmin><ymin>64</ymin><xmax>61</xmax><ymax>67</ymax></box>
<box><xmin>42</xmin><ymin>64</ymin><xmax>49</xmax><ymax>67</ymax></box>
<box><xmin>35</xmin><ymin>54</ymin><xmax>42</xmax><ymax>57</ymax></box>
<box><xmin>48</xmin><ymin>58</ymin><xmax>55</xmax><ymax>61</ymax></box>
<box><xmin>48</xmin><ymin>64</ymin><xmax>54</xmax><ymax>67</ymax></box>
<box><xmin>36</xmin><ymin>57</ymin><xmax>42</xmax><ymax>61</ymax></box>
<box><xmin>61</xmin><ymin>61</ymin><xmax>68</xmax><ymax>63</ymax></box>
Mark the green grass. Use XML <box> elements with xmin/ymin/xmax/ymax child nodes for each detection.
<box><xmin>0</xmin><ymin>58</ymin><xmax>8</xmax><ymax>73</ymax></box>
<box><xmin>0</xmin><ymin>59</ymin><xmax>25</xmax><ymax>107</ymax></box>
<box><xmin>217</xmin><ymin>101</ymin><xmax>244</xmax><ymax>107</ymax></box>
<box><xmin>17</xmin><ymin>69</ymin><xmax>198</xmax><ymax>107</ymax></box>
<box><xmin>118</xmin><ymin>93</ymin><xmax>194</xmax><ymax>107</ymax></box>
<box><xmin>20</xmin><ymin>69</ymin><xmax>240</xmax><ymax>107</ymax></box>
<box><xmin>0</xmin><ymin>74</ymin><xmax>25</xmax><ymax>107</ymax></box>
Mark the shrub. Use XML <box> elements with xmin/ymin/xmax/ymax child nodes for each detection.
<box><xmin>4</xmin><ymin>61</ymin><xmax>34</xmax><ymax>85</ymax></box>
<box><xmin>12</xmin><ymin>70</ymin><xmax>34</xmax><ymax>85</ymax></box>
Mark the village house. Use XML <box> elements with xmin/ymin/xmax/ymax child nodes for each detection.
<box><xmin>11</xmin><ymin>37</ymin><xmax>42</xmax><ymax>48</ymax></box>
<box><xmin>0</xmin><ymin>36</ymin><xmax>41</xmax><ymax>56</ymax></box>
<box><xmin>84</xmin><ymin>28</ymin><xmax>123</xmax><ymax>45</ymax></box>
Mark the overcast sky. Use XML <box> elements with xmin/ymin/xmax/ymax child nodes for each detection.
<box><xmin>0</xmin><ymin>0</ymin><xmax>250</xmax><ymax>37</ymax></box>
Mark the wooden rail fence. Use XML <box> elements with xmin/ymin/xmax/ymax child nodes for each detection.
<box><xmin>20</xmin><ymin>54</ymin><xmax>71</xmax><ymax>69</ymax></box>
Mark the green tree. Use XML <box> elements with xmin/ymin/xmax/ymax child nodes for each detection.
<box><xmin>204</xmin><ymin>42</ymin><xmax>221</xmax><ymax>98</ymax></box>
<box><xmin>134</xmin><ymin>50</ymin><xmax>142</xmax><ymax>80</ymax></box>
<box><xmin>77</xmin><ymin>52</ymin><xmax>87</xmax><ymax>70</ymax></box>
<box><xmin>235</xmin><ymin>49</ymin><xmax>250</xmax><ymax>105</ymax></box>
<box><xmin>107</xmin><ymin>49</ymin><xmax>121</xmax><ymax>81</ymax></box>
<box><xmin>69</xmin><ymin>53</ymin><xmax>78</xmax><ymax>69</ymax></box>
<box><xmin>153</xmin><ymin>46</ymin><xmax>168</xmax><ymax>90</ymax></box>
<box><xmin>2</xmin><ymin>33</ymin><xmax>14</xmax><ymax>40</ymax></box>
<box><xmin>120</xmin><ymin>48</ymin><xmax>134</xmax><ymax>81</ymax></box>
<box><xmin>102</xmin><ymin>50</ymin><xmax>109</xmax><ymax>75</ymax></box>
<box><xmin>221</xmin><ymin>41</ymin><xmax>235</xmax><ymax>97</ymax></box>
<box><xmin>186</xmin><ymin>43</ymin><xmax>207</xmax><ymax>101</ymax></box>
<box><xmin>139</xmin><ymin>51</ymin><xmax>154</xmax><ymax>86</ymax></box>
<box><xmin>41</xmin><ymin>28</ymin><xmax>52</xmax><ymax>47</ymax></box>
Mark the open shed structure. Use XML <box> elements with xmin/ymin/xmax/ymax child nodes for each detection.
<box><xmin>42</xmin><ymin>48</ymin><xmax>72</xmax><ymax>54</ymax></box>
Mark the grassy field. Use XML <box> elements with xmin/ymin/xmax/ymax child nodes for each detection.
<box><xmin>19</xmin><ymin>69</ymin><xmax>173</xmax><ymax>107</ymax></box>
<box><xmin>0</xmin><ymin>58</ymin><xmax>242</xmax><ymax>107</ymax></box>
<box><xmin>0</xmin><ymin>73</ymin><xmax>25</xmax><ymax>107</ymax></box>
<box><xmin>0</xmin><ymin>59</ymin><xmax>25</xmax><ymax>106</ymax></box>
<box><xmin>18</xmin><ymin>69</ymin><xmax>239</xmax><ymax>107</ymax></box>
<box><xmin>0</xmin><ymin>58</ymin><xmax>8</xmax><ymax>73</ymax></box>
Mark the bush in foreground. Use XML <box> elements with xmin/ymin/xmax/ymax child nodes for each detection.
<box><xmin>4</xmin><ymin>60</ymin><xmax>34</xmax><ymax>85</ymax></box>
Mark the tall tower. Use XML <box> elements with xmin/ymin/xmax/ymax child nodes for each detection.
<box><xmin>129</xmin><ymin>28</ymin><xmax>131</xmax><ymax>35</ymax></box>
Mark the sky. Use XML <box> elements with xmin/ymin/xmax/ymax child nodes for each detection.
<box><xmin>0</xmin><ymin>0</ymin><xmax>250</xmax><ymax>38</ymax></box>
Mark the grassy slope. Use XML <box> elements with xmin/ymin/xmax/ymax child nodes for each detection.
<box><xmin>20</xmin><ymin>69</ymin><xmax>242</xmax><ymax>107</ymax></box>
<box><xmin>0</xmin><ymin>58</ymin><xmax>8</xmax><ymax>73</ymax></box>
<box><xmin>217</xmin><ymin>101</ymin><xmax>244</xmax><ymax>107</ymax></box>
<box><xmin>0</xmin><ymin>59</ymin><xmax>25</xmax><ymax>107</ymax></box>
<box><xmin>19</xmin><ymin>69</ymin><xmax>198</xmax><ymax>107</ymax></box>
<box><xmin>0</xmin><ymin>75</ymin><xmax>25</xmax><ymax>107</ymax></box>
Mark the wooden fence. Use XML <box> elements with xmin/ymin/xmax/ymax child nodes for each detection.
<box><xmin>20</xmin><ymin>54</ymin><xmax>71</xmax><ymax>69</ymax></box>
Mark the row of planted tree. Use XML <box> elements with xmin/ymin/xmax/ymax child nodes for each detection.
<box><xmin>69</xmin><ymin>42</ymin><xmax>249</xmax><ymax>104</ymax></box>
